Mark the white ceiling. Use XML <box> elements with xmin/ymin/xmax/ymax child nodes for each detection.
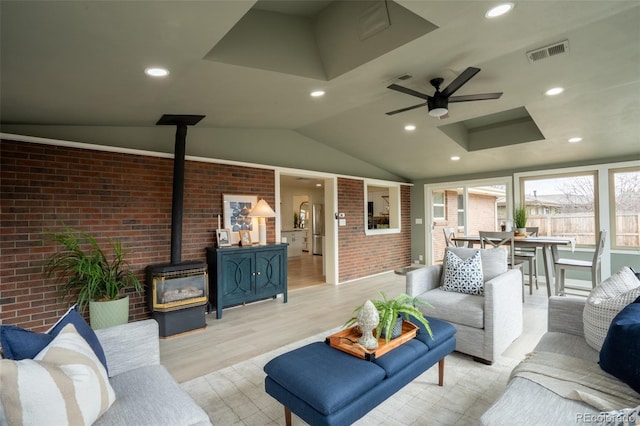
<box><xmin>1</xmin><ymin>1</ymin><xmax>639</xmax><ymax>182</ymax></box>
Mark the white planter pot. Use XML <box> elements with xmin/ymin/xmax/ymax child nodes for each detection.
<box><xmin>89</xmin><ymin>295</ymin><xmax>129</xmax><ymax>330</ymax></box>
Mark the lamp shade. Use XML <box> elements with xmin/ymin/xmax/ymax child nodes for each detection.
<box><xmin>248</xmin><ymin>199</ymin><xmax>276</xmax><ymax>218</ymax></box>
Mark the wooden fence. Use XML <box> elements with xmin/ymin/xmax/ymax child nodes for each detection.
<box><xmin>527</xmin><ymin>213</ymin><xmax>639</xmax><ymax>247</ymax></box>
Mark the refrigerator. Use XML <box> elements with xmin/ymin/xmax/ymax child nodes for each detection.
<box><xmin>311</xmin><ymin>204</ymin><xmax>324</xmax><ymax>255</ymax></box>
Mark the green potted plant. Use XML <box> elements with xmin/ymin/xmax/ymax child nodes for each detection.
<box><xmin>44</xmin><ymin>224</ymin><xmax>143</xmax><ymax>330</ymax></box>
<box><xmin>346</xmin><ymin>292</ymin><xmax>434</xmax><ymax>344</ymax></box>
<box><xmin>513</xmin><ymin>206</ymin><xmax>528</xmax><ymax>235</ymax></box>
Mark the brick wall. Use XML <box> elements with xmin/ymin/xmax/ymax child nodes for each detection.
<box><xmin>1</xmin><ymin>140</ymin><xmax>275</xmax><ymax>331</ymax></box>
<box><xmin>337</xmin><ymin>178</ymin><xmax>411</xmax><ymax>282</ymax></box>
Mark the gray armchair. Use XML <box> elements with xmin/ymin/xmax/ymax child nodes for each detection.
<box><xmin>406</xmin><ymin>247</ymin><xmax>523</xmax><ymax>364</ymax></box>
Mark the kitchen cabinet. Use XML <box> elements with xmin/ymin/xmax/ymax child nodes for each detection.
<box><xmin>281</xmin><ymin>230</ymin><xmax>304</xmax><ymax>257</ymax></box>
<box><xmin>206</xmin><ymin>244</ymin><xmax>288</xmax><ymax>319</ymax></box>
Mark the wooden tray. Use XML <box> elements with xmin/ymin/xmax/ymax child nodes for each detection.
<box><xmin>325</xmin><ymin>321</ymin><xmax>418</xmax><ymax>361</ymax></box>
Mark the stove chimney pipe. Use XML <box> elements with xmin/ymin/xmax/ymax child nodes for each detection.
<box><xmin>156</xmin><ymin>114</ymin><xmax>205</xmax><ymax>264</ymax></box>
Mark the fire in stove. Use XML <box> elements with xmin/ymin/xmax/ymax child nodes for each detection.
<box><xmin>151</xmin><ymin>266</ymin><xmax>208</xmax><ymax>311</ymax></box>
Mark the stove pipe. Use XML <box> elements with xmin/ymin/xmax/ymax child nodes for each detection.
<box><xmin>156</xmin><ymin>114</ymin><xmax>205</xmax><ymax>264</ymax></box>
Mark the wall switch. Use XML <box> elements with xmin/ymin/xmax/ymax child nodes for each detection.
<box><xmin>338</xmin><ymin>218</ymin><xmax>346</xmax><ymax>226</ymax></box>
<box><xmin>419</xmin><ymin>255</ymin><xmax>424</xmax><ymax>261</ymax></box>
<box><xmin>415</xmin><ymin>218</ymin><xmax>423</xmax><ymax>225</ymax></box>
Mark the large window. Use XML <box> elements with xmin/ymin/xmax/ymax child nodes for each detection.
<box><xmin>427</xmin><ymin>178</ymin><xmax>510</xmax><ymax>264</ymax></box>
<box><xmin>609</xmin><ymin>167</ymin><xmax>640</xmax><ymax>249</ymax></box>
<box><xmin>365</xmin><ymin>181</ymin><xmax>400</xmax><ymax>234</ymax></box>
<box><xmin>520</xmin><ymin>172</ymin><xmax>598</xmax><ymax>245</ymax></box>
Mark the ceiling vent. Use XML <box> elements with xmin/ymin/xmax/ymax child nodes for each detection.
<box><xmin>526</xmin><ymin>40</ymin><xmax>569</xmax><ymax>63</ymax></box>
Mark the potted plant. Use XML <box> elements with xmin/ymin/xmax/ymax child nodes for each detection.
<box><xmin>44</xmin><ymin>224</ymin><xmax>143</xmax><ymax>330</ymax></box>
<box><xmin>513</xmin><ymin>206</ymin><xmax>528</xmax><ymax>235</ymax></box>
<box><xmin>346</xmin><ymin>292</ymin><xmax>434</xmax><ymax>344</ymax></box>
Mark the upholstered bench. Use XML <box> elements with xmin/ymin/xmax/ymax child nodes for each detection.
<box><xmin>264</xmin><ymin>317</ymin><xmax>456</xmax><ymax>426</ymax></box>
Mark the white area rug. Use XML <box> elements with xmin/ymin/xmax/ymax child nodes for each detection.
<box><xmin>181</xmin><ymin>329</ymin><xmax>519</xmax><ymax>425</ymax></box>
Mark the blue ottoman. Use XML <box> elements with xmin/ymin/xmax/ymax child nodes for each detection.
<box><xmin>264</xmin><ymin>317</ymin><xmax>456</xmax><ymax>426</ymax></box>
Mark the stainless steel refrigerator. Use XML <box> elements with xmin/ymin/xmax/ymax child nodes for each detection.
<box><xmin>311</xmin><ymin>204</ymin><xmax>324</xmax><ymax>255</ymax></box>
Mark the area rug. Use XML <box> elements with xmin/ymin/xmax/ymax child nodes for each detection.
<box><xmin>181</xmin><ymin>328</ymin><xmax>519</xmax><ymax>425</ymax></box>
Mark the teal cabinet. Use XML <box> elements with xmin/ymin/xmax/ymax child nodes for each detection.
<box><xmin>207</xmin><ymin>244</ymin><xmax>288</xmax><ymax>319</ymax></box>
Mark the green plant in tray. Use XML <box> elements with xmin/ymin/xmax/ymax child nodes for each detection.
<box><xmin>346</xmin><ymin>292</ymin><xmax>434</xmax><ymax>344</ymax></box>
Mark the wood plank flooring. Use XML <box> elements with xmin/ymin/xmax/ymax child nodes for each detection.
<box><xmin>159</xmin><ymin>268</ymin><xmax>564</xmax><ymax>384</ymax></box>
<box><xmin>286</xmin><ymin>252</ymin><xmax>325</xmax><ymax>291</ymax></box>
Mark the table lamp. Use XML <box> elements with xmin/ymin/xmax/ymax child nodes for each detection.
<box><xmin>248</xmin><ymin>199</ymin><xmax>276</xmax><ymax>245</ymax></box>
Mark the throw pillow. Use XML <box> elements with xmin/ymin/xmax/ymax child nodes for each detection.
<box><xmin>583</xmin><ymin>266</ymin><xmax>640</xmax><ymax>351</ymax></box>
<box><xmin>442</xmin><ymin>249</ymin><xmax>484</xmax><ymax>295</ymax></box>
<box><xmin>440</xmin><ymin>247</ymin><xmax>507</xmax><ymax>286</ymax></box>
<box><xmin>599</xmin><ymin>299</ymin><xmax>640</xmax><ymax>394</ymax></box>
<box><xmin>0</xmin><ymin>305</ymin><xmax>108</xmax><ymax>373</ymax></box>
<box><xmin>0</xmin><ymin>323</ymin><xmax>116</xmax><ymax>425</ymax></box>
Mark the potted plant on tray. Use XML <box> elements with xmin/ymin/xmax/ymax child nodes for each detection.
<box><xmin>514</xmin><ymin>206</ymin><xmax>528</xmax><ymax>236</ymax></box>
<box><xmin>346</xmin><ymin>292</ymin><xmax>434</xmax><ymax>344</ymax></box>
<box><xmin>44</xmin><ymin>224</ymin><xmax>143</xmax><ymax>330</ymax></box>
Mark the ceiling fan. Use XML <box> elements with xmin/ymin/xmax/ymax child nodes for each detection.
<box><xmin>385</xmin><ymin>67</ymin><xmax>502</xmax><ymax>119</ymax></box>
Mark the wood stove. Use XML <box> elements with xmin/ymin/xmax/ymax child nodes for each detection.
<box><xmin>146</xmin><ymin>114</ymin><xmax>209</xmax><ymax>337</ymax></box>
<box><xmin>146</xmin><ymin>262</ymin><xmax>208</xmax><ymax>337</ymax></box>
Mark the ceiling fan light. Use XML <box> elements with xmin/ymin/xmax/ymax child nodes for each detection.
<box><xmin>429</xmin><ymin>107</ymin><xmax>448</xmax><ymax>117</ymax></box>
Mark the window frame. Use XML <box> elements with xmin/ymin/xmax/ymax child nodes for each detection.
<box><xmin>608</xmin><ymin>165</ymin><xmax>640</xmax><ymax>251</ymax></box>
<box><xmin>364</xmin><ymin>180</ymin><xmax>401</xmax><ymax>235</ymax></box>
<box><xmin>517</xmin><ymin>170</ymin><xmax>599</xmax><ymax>248</ymax></box>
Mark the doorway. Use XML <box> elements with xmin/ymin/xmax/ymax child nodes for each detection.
<box><xmin>278</xmin><ymin>172</ymin><xmax>337</xmax><ymax>289</ymax></box>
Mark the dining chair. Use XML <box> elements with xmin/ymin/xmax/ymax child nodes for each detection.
<box><xmin>554</xmin><ymin>230</ymin><xmax>606</xmax><ymax>296</ymax></box>
<box><xmin>480</xmin><ymin>231</ymin><xmax>526</xmax><ymax>301</ymax></box>
<box><xmin>443</xmin><ymin>227</ymin><xmax>469</xmax><ymax>248</ymax></box>
<box><xmin>514</xmin><ymin>227</ymin><xmax>539</xmax><ymax>295</ymax></box>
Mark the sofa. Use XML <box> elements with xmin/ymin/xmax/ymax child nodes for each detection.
<box><xmin>93</xmin><ymin>319</ymin><xmax>212</xmax><ymax>425</ymax></box>
<box><xmin>406</xmin><ymin>247</ymin><xmax>523</xmax><ymax>364</ymax></box>
<box><xmin>480</xmin><ymin>295</ymin><xmax>640</xmax><ymax>425</ymax></box>
<box><xmin>264</xmin><ymin>316</ymin><xmax>456</xmax><ymax>426</ymax></box>
<box><xmin>1</xmin><ymin>318</ymin><xmax>212</xmax><ymax>426</ymax></box>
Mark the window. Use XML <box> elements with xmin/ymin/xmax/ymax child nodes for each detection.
<box><xmin>609</xmin><ymin>167</ymin><xmax>640</xmax><ymax>249</ymax></box>
<box><xmin>365</xmin><ymin>181</ymin><xmax>400</xmax><ymax>234</ymax></box>
<box><xmin>433</xmin><ymin>191</ymin><xmax>445</xmax><ymax>221</ymax></box>
<box><xmin>457</xmin><ymin>194</ymin><xmax>465</xmax><ymax>227</ymax></box>
<box><xmin>521</xmin><ymin>172</ymin><xmax>599</xmax><ymax>245</ymax></box>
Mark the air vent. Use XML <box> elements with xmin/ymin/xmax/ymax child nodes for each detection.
<box><xmin>526</xmin><ymin>40</ymin><xmax>569</xmax><ymax>63</ymax></box>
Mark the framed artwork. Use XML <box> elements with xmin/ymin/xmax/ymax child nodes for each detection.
<box><xmin>216</xmin><ymin>228</ymin><xmax>231</xmax><ymax>247</ymax></box>
<box><xmin>223</xmin><ymin>194</ymin><xmax>258</xmax><ymax>245</ymax></box>
<box><xmin>238</xmin><ymin>230</ymin><xmax>252</xmax><ymax>246</ymax></box>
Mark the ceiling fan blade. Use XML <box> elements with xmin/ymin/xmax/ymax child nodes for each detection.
<box><xmin>387</xmin><ymin>84</ymin><xmax>431</xmax><ymax>101</ymax></box>
<box><xmin>440</xmin><ymin>67</ymin><xmax>481</xmax><ymax>98</ymax></box>
<box><xmin>448</xmin><ymin>92</ymin><xmax>503</xmax><ymax>102</ymax></box>
<box><xmin>385</xmin><ymin>103</ymin><xmax>426</xmax><ymax>116</ymax></box>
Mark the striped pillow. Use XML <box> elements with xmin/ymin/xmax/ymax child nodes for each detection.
<box><xmin>0</xmin><ymin>323</ymin><xmax>115</xmax><ymax>425</ymax></box>
<box><xmin>583</xmin><ymin>266</ymin><xmax>640</xmax><ymax>351</ymax></box>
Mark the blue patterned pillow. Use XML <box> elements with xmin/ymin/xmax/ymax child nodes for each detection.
<box><xmin>442</xmin><ymin>250</ymin><xmax>484</xmax><ymax>295</ymax></box>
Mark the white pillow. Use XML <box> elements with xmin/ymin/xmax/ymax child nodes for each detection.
<box><xmin>583</xmin><ymin>266</ymin><xmax>640</xmax><ymax>351</ymax></box>
<box><xmin>442</xmin><ymin>249</ymin><xmax>484</xmax><ymax>295</ymax></box>
<box><xmin>0</xmin><ymin>323</ymin><xmax>115</xmax><ymax>425</ymax></box>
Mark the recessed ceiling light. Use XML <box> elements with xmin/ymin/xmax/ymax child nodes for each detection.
<box><xmin>404</xmin><ymin>124</ymin><xmax>416</xmax><ymax>131</ymax></box>
<box><xmin>568</xmin><ymin>137</ymin><xmax>583</xmax><ymax>143</ymax></box>
<box><xmin>485</xmin><ymin>3</ymin><xmax>514</xmax><ymax>18</ymax></box>
<box><xmin>144</xmin><ymin>67</ymin><xmax>169</xmax><ymax>77</ymax></box>
<box><xmin>310</xmin><ymin>90</ymin><xmax>325</xmax><ymax>97</ymax></box>
<box><xmin>451</xmin><ymin>156</ymin><xmax>461</xmax><ymax>161</ymax></box>
<box><xmin>545</xmin><ymin>87</ymin><xmax>564</xmax><ymax>96</ymax></box>
<box><xmin>315</xmin><ymin>183</ymin><xmax>322</xmax><ymax>187</ymax></box>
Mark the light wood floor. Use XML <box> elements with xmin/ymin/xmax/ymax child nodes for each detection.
<box><xmin>159</xmin><ymin>269</ymin><xmax>571</xmax><ymax>384</ymax></box>
<box><xmin>286</xmin><ymin>252</ymin><xmax>325</xmax><ymax>291</ymax></box>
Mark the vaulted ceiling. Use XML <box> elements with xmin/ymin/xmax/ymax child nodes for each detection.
<box><xmin>1</xmin><ymin>1</ymin><xmax>639</xmax><ymax>182</ymax></box>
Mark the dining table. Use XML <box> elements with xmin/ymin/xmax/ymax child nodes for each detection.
<box><xmin>452</xmin><ymin>235</ymin><xmax>575</xmax><ymax>297</ymax></box>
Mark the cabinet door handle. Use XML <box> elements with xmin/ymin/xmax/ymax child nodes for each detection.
<box><xmin>256</xmin><ymin>271</ymin><xmax>262</xmax><ymax>275</ymax></box>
